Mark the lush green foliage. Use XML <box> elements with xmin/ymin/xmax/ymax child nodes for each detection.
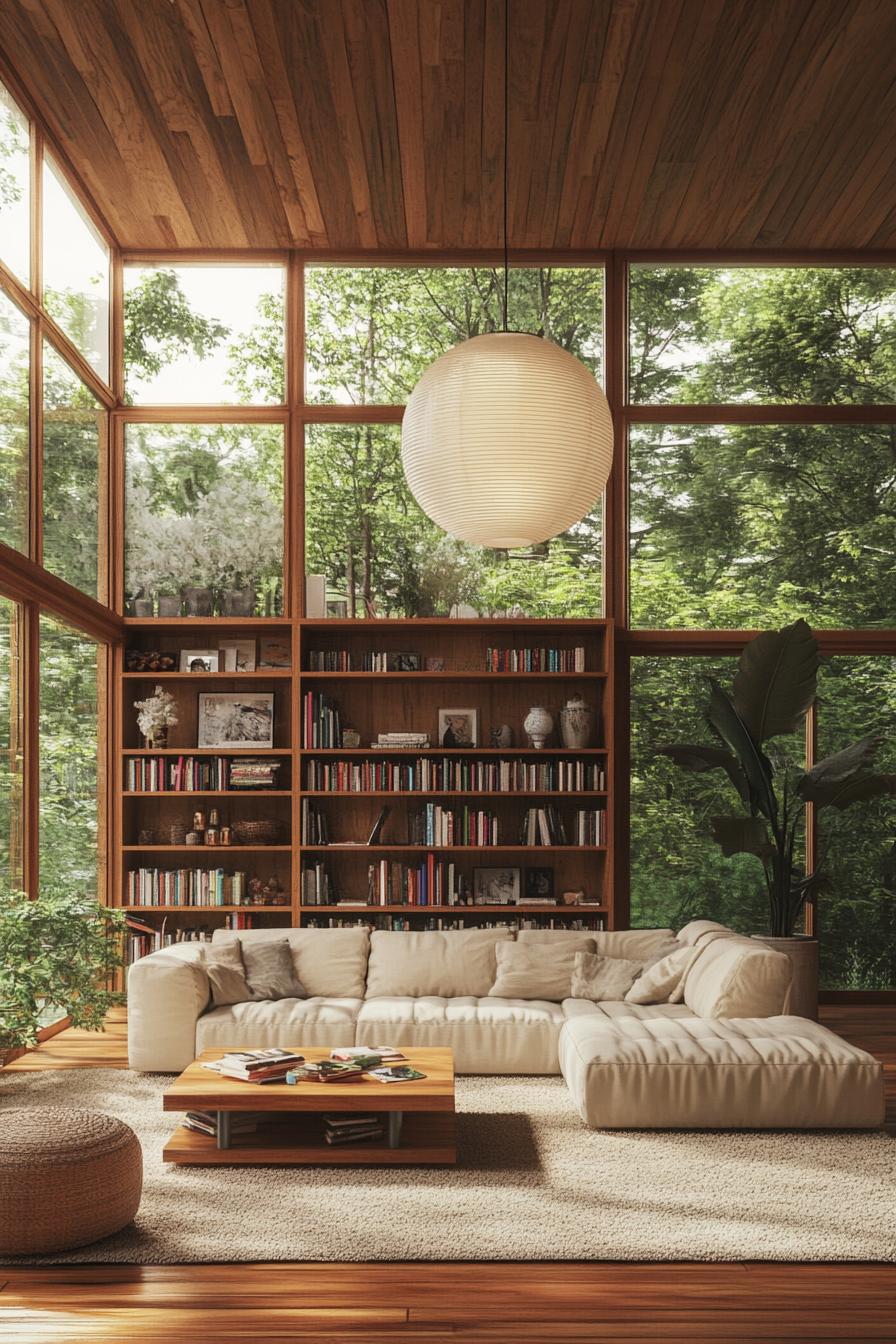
<box><xmin>0</xmin><ymin>887</ymin><xmax>125</xmax><ymax>1054</ymax></box>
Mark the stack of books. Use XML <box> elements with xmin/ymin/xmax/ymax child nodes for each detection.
<box><xmin>371</xmin><ymin>733</ymin><xmax>431</xmax><ymax>749</ymax></box>
<box><xmin>183</xmin><ymin>1110</ymin><xmax>263</xmax><ymax>1138</ymax></box>
<box><xmin>203</xmin><ymin>1048</ymin><xmax>304</xmax><ymax>1083</ymax></box>
<box><xmin>323</xmin><ymin>1113</ymin><xmax>384</xmax><ymax>1145</ymax></box>
<box><xmin>290</xmin><ymin>1060</ymin><xmax>365</xmax><ymax>1083</ymax></box>
<box><xmin>229</xmin><ymin>758</ymin><xmax>281</xmax><ymax>790</ymax></box>
<box><xmin>330</xmin><ymin>1045</ymin><xmax>407</xmax><ymax>1064</ymax></box>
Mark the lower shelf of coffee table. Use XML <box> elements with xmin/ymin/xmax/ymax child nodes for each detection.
<box><xmin>163</xmin><ymin>1110</ymin><xmax>457</xmax><ymax>1166</ymax></box>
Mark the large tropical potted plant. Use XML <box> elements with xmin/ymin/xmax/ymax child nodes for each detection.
<box><xmin>659</xmin><ymin>619</ymin><xmax>896</xmax><ymax>1016</ymax></box>
<box><xmin>0</xmin><ymin>889</ymin><xmax>126</xmax><ymax>1063</ymax></box>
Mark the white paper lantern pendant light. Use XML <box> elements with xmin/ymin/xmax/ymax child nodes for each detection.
<box><xmin>401</xmin><ymin>0</ymin><xmax>613</xmax><ymax>550</ymax></box>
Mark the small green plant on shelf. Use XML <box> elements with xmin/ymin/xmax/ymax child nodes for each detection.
<box><xmin>0</xmin><ymin>889</ymin><xmax>126</xmax><ymax>1061</ymax></box>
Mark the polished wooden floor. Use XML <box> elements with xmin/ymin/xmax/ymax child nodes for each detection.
<box><xmin>3</xmin><ymin>1004</ymin><xmax>895</xmax><ymax>1343</ymax></box>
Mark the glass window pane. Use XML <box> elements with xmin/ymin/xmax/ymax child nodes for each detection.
<box><xmin>630</xmin><ymin>656</ymin><xmax>805</xmax><ymax>932</ymax></box>
<box><xmin>305</xmin><ymin>423</ymin><xmax>601</xmax><ymax>618</ymax></box>
<box><xmin>0</xmin><ymin>597</ymin><xmax>23</xmax><ymax>894</ymax></box>
<box><xmin>42</xmin><ymin>157</ymin><xmax>109</xmax><ymax>381</ymax></box>
<box><xmin>629</xmin><ymin>266</ymin><xmax>896</xmax><ymax>404</ymax></box>
<box><xmin>42</xmin><ymin>342</ymin><xmax>104</xmax><ymax>598</ymax></box>
<box><xmin>39</xmin><ymin>616</ymin><xmax>101</xmax><ymax>899</ymax></box>
<box><xmin>123</xmin><ymin>264</ymin><xmax>285</xmax><ymax>404</ymax></box>
<box><xmin>816</xmin><ymin>656</ymin><xmax>896</xmax><ymax>990</ymax></box>
<box><xmin>630</xmin><ymin>423</ymin><xmax>896</xmax><ymax>630</ymax></box>
<box><xmin>0</xmin><ymin>82</ymin><xmax>30</xmax><ymax>285</ymax></box>
<box><xmin>0</xmin><ymin>289</ymin><xmax>29</xmax><ymax>554</ymax></box>
<box><xmin>125</xmin><ymin>423</ymin><xmax>284</xmax><ymax>615</ymax></box>
<box><xmin>305</xmin><ymin>265</ymin><xmax>603</xmax><ymax>404</ymax></box>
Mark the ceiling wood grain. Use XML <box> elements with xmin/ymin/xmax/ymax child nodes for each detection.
<box><xmin>1</xmin><ymin>0</ymin><xmax>894</xmax><ymax>251</ymax></box>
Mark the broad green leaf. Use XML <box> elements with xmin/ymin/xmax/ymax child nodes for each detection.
<box><xmin>798</xmin><ymin>734</ymin><xmax>880</xmax><ymax>791</ymax></box>
<box><xmin>656</xmin><ymin>744</ymin><xmax>750</xmax><ymax>802</ymax></box>
<box><xmin>799</xmin><ymin>772</ymin><xmax>896</xmax><ymax>810</ymax></box>
<box><xmin>732</xmin><ymin>618</ymin><xmax>818</xmax><ymax>741</ymax></box>
<box><xmin>710</xmin><ymin>815</ymin><xmax>773</xmax><ymax>857</ymax></box>
<box><xmin>707</xmin><ymin>679</ymin><xmax>778</xmax><ymax>825</ymax></box>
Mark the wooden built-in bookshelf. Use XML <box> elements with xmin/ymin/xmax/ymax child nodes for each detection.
<box><xmin>115</xmin><ymin>617</ymin><xmax>614</xmax><ymax>961</ymax></box>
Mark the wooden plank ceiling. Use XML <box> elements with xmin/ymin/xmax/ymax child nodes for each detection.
<box><xmin>1</xmin><ymin>0</ymin><xmax>895</xmax><ymax>252</ymax></box>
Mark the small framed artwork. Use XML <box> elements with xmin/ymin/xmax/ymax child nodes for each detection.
<box><xmin>326</xmin><ymin>599</ymin><xmax>348</xmax><ymax>618</ymax></box>
<box><xmin>258</xmin><ymin>638</ymin><xmax>291</xmax><ymax>669</ymax></box>
<box><xmin>524</xmin><ymin>866</ymin><xmax>555</xmax><ymax>901</ymax></box>
<box><xmin>197</xmin><ymin>693</ymin><xmax>274</xmax><ymax>748</ymax></box>
<box><xmin>425</xmin><ymin>656</ymin><xmax>445</xmax><ymax>672</ymax></box>
<box><xmin>180</xmin><ymin>649</ymin><xmax>219</xmax><ymax>673</ymax></box>
<box><xmin>386</xmin><ymin>652</ymin><xmax>421</xmax><ymax>672</ymax></box>
<box><xmin>219</xmin><ymin>640</ymin><xmax>256</xmax><ymax>673</ymax></box>
<box><xmin>438</xmin><ymin>707</ymin><xmax>478</xmax><ymax>748</ymax></box>
<box><xmin>473</xmin><ymin>867</ymin><xmax>521</xmax><ymax>906</ymax></box>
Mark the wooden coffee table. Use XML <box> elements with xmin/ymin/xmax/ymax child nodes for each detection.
<box><xmin>162</xmin><ymin>1047</ymin><xmax>456</xmax><ymax>1166</ymax></box>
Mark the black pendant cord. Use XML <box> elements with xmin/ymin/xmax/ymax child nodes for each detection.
<box><xmin>503</xmin><ymin>0</ymin><xmax>509</xmax><ymax>332</ymax></box>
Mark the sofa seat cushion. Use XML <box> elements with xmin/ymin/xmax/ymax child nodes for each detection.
<box><xmin>195</xmin><ymin>997</ymin><xmax>362</xmax><ymax>1052</ymax></box>
<box><xmin>559</xmin><ymin>1011</ymin><xmax>885</xmax><ymax>1129</ymax></box>
<box><xmin>357</xmin><ymin>995</ymin><xmax>566</xmax><ymax>1074</ymax></box>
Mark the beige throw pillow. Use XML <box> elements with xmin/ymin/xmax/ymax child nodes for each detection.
<box><xmin>625</xmin><ymin>944</ymin><xmax>698</xmax><ymax>1004</ymax></box>
<box><xmin>200</xmin><ymin>941</ymin><xmax>250</xmax><ymax>1007</ymax></box>
<box><xmin>239</xmin><ymin>938</ymin><xmax>306</xmax><ymax>1001</ymax></box>
<box><xmin>571</xmin><ymin>952</ymin><xmax>642</xmax><ymax>1001</ymax></box>
<box><xmin>489</xmin><ymin>940</ymin><xmax>585</xmax><ymax>1001</ymax></box>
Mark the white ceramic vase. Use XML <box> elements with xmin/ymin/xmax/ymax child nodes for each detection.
<box><xmin>523</xmin><ymin>706</ymin><xmax>554</xmax><ymax>749</ymax></box>
<box><xmin>559</xmin><ymin>695</ymin><xmax>594</xmax><ymax>749</ymax></box>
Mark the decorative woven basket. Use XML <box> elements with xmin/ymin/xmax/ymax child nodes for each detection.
<box><xmin>232</xmin><ymin>819</ymin><xmax>281</xmax><ymax>846</ymax></box>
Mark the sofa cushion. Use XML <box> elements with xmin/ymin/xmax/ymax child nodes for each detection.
<box><xmin>571</xmin><ymin>952</ymin><xmax>642</xmax><ymax>1001</ymax></box>
<box><xmin>682</xmin><ymin>935</ymin><xmax>791</xmax><ymax>1017</ymax></box>
<box><xmin>625</xmin><ymin>944</ymin><xmax>698</xmax><ymax>1004</ymax></box>
<box><xmin>516</xmin><ymin>930</ymin><xmax>598</xmax><ymax>949</ymax></box>
<box><xmin>357</xmin><ymin>995</ymin><xmax>565</xmax><ymax>1073</ymax></box>
<box><xmin>676</xmin><ymin>919</ymin><xmax>736</xmax><ymax>948</ymax></box>
<box><xmin>489</xmin><ymin>938</ymin><xmax>593</xmax><ymax>1000</ymax></box>
<box><xmin>240</xmin><ymin>938</ymin><xmax>305</xmax><ymax>1001</ymax></box>
<box><xmin>212</xmin><ymin>927</ymin><xmax>369</xmax><ymax>999</ymax></box>
<box><xmin>199</xmin><ymin>941</ymin><xmax>250</xmax><ymax>1007</ymax></box>
<box><xmin>195</xmin><ymin>997</ymin><xmax>362</xmax><ymax>1052</ymax></box>
<box><xmin>559</xmin><ymin>1011</ymin><xmax>886</xmax><ymax>1129</ymax></box>
<box><xmin>365</xmin><ymin>927</ymin><xmax>513</xmax><ymax>999</ymax></box>
<box><xmin>596</xmin><ymin>929</ymin><xmax>678</xmax><ymax>963</ymax></box>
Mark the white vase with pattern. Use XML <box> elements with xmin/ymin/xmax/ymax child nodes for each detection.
<box><xmin>559</xmin><ymin>696</ymin><xmax>594</xmax><ymax>749</ymax></box>
<box><xmin>523</xmin><ymin>706</ymin><xmax>554</xmax><ymax>749</ymax></box>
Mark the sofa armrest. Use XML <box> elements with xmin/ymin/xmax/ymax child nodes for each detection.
<box><xmin>127</xmin><ymin>943</ymin><xmax>210</xmax><ymax>1071</ymax></box>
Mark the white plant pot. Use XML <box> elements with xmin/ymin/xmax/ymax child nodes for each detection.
<box><xmin>752</xmin><ymin>934</ymin><xmax>818</xmax><ymax>1020</ymax></box>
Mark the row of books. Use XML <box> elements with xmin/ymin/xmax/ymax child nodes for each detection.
<box><xmin>125</xmin><ymin>913</ymin><xmax>267</xmax><ymax>962</ymax></box>
<box><xmin>303</xmin><ymin>691</ymin><xmax>342</xmax><ymax>748</ymax></box>
<box><xmin>409</xmin><ymin>804</ymin><xmax>499</xmax><ymax>847</ymax></box>
<box><xmin>485</xmin><ymin>646</ymin><xmax>587</xmax><ymax>672</ymax></box>
<box><xmin>126</xmin><ymin>867</ymin><xmax>249</xmax><ymax>906</ymax></box>
<box><xmin>306</xmin><ymin>651</ymin><xmax>416</xmax><ymax>672</ymax></box>
<box><xmin>520</xmin><ymin>807</ymin><xmax>605</xmax><ymax>846</ymax></box>
<box><xmin>125</xmin><ymin>755</ymin><xmax>282</xmax><ymax>793</ymax></box>
<box><xmin>301</xmin><ymin>799</ymin><xmax>330</xmax><ymax>845</ymax></box>
<box><xmin>304</xmin><ymin>758</ymin><xmax>606</xmax><ymax>793</ymax></box>
<box><xmin>302</xmin><ymin>915</ymin><xmax>607</xmax><ymax>931</ymax></box>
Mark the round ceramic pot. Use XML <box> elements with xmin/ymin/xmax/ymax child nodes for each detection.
<box><xmin>560</xmin><ymin>696</ymin><xmax>594</xmax><ymax>749</ymax></box>
<box><xmin>751</xmin><ymin>933</ymin><xmax>818</xmax><ymax>1020</ymax></box>
<box><xmin>182</xmin><ymin>586</ymin><xmax>214</xmax><ymax>617</ymax></box>
<box><xmin>222</xmin><ymin>586</ymin><xmax>256</xmax><ymax>617</ymax></box>
<box><xmin>523</xmin><ymin>706</ymin><xmax>554</xmax><ymax>749</ymax></box>
<box><xmin>157</xmin><ymin>594</ymin><xmax>182</xmax><ymax>617</ymax></box>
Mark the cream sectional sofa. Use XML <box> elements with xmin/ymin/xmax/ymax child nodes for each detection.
<box><xmin>127</xmin><ymin>920</ymin><xmax>886</xmax><ymax>1129</ymax></box>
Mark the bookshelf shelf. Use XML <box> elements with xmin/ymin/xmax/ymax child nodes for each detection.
<box><xmin>116</xmin><ymin>616</ymin><xmax>614</xmax><ymax>960</ymax></box>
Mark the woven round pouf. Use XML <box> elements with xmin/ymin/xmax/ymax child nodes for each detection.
<box><xmin>0</xmin><ymin>1108</ymin><xmax>143</xmax><ymax>1254</ymax></box>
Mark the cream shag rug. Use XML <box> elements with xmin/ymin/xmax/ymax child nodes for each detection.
<box><xmin>1</xmin><ymin>1067</ymin><xmax>893</xmax><ymax>1264</ymax></box>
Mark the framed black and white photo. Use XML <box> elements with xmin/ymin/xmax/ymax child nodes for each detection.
<box><xmin>179</xmin><ymin>649</ymin><xmax>219</xmax><ymax>673</ymax></box>
<box><xmin>386</xmin><ymin>651</ymin><xmax>421</xmax><ymax>672</ymax></box>
<box><xmin>524</xmin><ymin>866</ymin><xmax>555</xmax><ymax>901</ymax></box>
<box><xmin>438</xmin><ymin>706</ymin><xmax>478</xmax><ymax>748</ymax></box>
<box><xmin>473</xmin><ymin>867</ymin><xmax>520</xmax><ymax>906</ymax></box>
<box><xmin>197</xmin><ymin>693</ymin><xmax>274</xmax><ymax>748</ymax></box>
<box><xmin>219</xmin><ymin>639</ymin><xmax>256</xmax><ymax>673</ymax></box>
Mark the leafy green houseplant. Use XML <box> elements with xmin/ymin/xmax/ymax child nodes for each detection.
<box><xmin>659</xmin><ymin>619</ymin><xmax>896</xmax><ymax>940</ymax></box>
<box><xmin>0</xmin><ymin>889</ymin><xmax>126</xmax><ymax>1060</ymax></box>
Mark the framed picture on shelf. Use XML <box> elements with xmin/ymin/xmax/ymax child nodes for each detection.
<box><xmin>179</xmin><ymin>649</ymin><xmax>219</xmax><ymax>673</ymax></box>
<box><xmin>197</xmin><ymin>693</ymin><xmax>274</xmax><ymax>748</ymax></box>
<box><xmin>473</xmin><ymin>867</ymin><xmax>520</xmax><ymax>906</ymax></box>
<box><xmin>438</xmin><ymin>707</ymin><xmax>478</xmax><ymax>748</ymax></box>
<box><xmin>258</xmin><ymin>637</ymin><xmax>291</xmax><ymax>669</ymax></box>
<box><xmin>425</xmin><ymin>656</ymin><xmax>445</xmax><ymax>672</ymax></box>
<box><xmin>219</xmin><ymin>640</ymin><xmax>257</xmax><ymax>673</ymax></box>
<box><xmin>386</xmin><ymin>652</ymin><xmax>421</xmax><ymax>672</ymax></box>
<box><xmin>524</xmin><ymin>866</ymin><xmax>555</xmax><ymax>902</ymax></box>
